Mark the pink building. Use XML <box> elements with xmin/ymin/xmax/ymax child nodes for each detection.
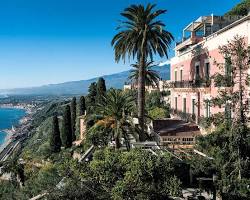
<box><xmin>170</xmin><ymin>15</ymin><xmax>250</xmax><ymax>126</ymax></box>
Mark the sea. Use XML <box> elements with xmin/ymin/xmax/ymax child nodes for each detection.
<box><xmin>0</xmin><ymin>108</ymin><xmax>26</xmax><ymax>147</ymax></box>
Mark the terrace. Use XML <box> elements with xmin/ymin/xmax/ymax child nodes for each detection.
<box><xmin>175</xmin><ymin>15</ymin><xmax>242</xmax><ymax>53</ymax></box>
<box><xmin>168</xmin><ymin>79</ymin><xmax>211</xmax><ymax>88</ymax></box>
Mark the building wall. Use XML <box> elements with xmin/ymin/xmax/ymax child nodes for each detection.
<box><xmin>79</xmin><ymin>117</ymin><xmax>86</xmax><ymax>140</ymax></box>
<box><xmin>170</xmin><ymin>17</ymin><xmax>250</xmax><ymax>120</ymax></box>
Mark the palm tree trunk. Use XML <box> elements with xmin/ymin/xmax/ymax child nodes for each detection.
<box><xmin>138</xmin><ymin>53</ymin><xmax>146</xmax><ymax>141</ymax></box>
<box><xmin>115</xmin><ymin>136</ymin><xmax>121</xmax><ymax>149</ymax></box>
<box><xmin>138</xmin><ymin>24</ymin><xmax>148</xmax><ymax>142</ymax></box>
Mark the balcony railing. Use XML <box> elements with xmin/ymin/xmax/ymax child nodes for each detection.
<box><xmin>171</xmin><ymin>109</ymin><xmax>196</xmax><ymax>123</ymax></box>
<box><xmin>169</xmin><ymin>79</ymin><xmax>211</xmax><ymax>88</ymax></box>
<box><xmin>171</xmin><ymin>109</ymin><xmax>214</xmax><ymax>129</ymax></box>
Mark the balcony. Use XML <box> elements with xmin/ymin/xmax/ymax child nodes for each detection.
<box><xmin>171</xmin><ymin>109</ymin><xmax>196</xmax><ymax>123</ymax></box>
<box><xmin>175</xmin><ymin>36</ymin><xmax>203</xmax><ymax>52</ymax></box>
<box><xmin>171</xmin><ymin>109</ymin><xmax>215</xmax><ymax>129</ymax></box>
<box><xmin>169</xmin><ymin>79</ymin><xmax>211</xmax><ymax>88</ymax></box>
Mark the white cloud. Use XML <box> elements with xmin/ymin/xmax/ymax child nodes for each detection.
<box><xmin>158</xmin><ymin>60</ymin><xmax>170</xmax><ymax>66</ymax></box>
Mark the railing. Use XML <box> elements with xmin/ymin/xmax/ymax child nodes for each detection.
<box><xmin>176</xmin><ymin>35</ymin><xmax>203</xmax><ymax>47</ymax></box>
<box><xmin>171</xmin><ymin>109</ymin><xmax>196</xmax><ymax>123</ymax></box>
<box><xmin>176</xmin><ymin>37</ymin><xmax>190</xmax><ymax>46</ymax></box>
<box><xmin>169</xmin><ymin>79</ymin><xmax>211</xmax><ymax>88</ymax></box>
<box><xmin>171</xmin><ymin>109</ymin><xmax>214</xmax><ymax>129</ymax></box>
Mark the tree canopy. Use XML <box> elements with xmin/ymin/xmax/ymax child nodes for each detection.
<box><xmin>225</xmin><ymin>0</ymin><xmax>250</xmax><ymax>16</ymax></box>
<box><xmin>61</xmin><ymin>105</ymin><xmax>73</xmax><ymax>148</ymax></box>
<box><xmin>50</xmin><ymin>115</ymin><xmax>62</xmax><ymax>153</ymax></box>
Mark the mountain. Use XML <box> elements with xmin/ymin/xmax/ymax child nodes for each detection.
<box><xmin>0</xmin><ymin>64</ymin><xmax>170</xmax><ymax>95</ymax></box>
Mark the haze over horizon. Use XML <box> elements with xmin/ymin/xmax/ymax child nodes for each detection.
<box><xmin>0</xmin><ymin>0</ymin><xmax>240</xmax><ymax>90</ymax></box>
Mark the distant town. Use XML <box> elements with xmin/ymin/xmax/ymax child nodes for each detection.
<box><xmin>0</xmin><ymin>1</ymin><xmax>249</xmax><ymax>200</ymax></box>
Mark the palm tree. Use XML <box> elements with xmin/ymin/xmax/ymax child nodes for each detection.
<box><xmin>129</xmin><ymin>61</ymin><xmax>160</xmax><ymax>88</ymax></box>
<box><xmin>89</xmin><ymin>89</ymin><xmax>138</xmax><ymax>150</ymax></box>
<box><xmin>0</xmin><ymin>155</ymin><xmax>25</xmax><ymax>185</ymax></box>
<box><xmin>111</xmin><ymin>4</ymin><xmax>173</xmax><ymax>141</ymax></box>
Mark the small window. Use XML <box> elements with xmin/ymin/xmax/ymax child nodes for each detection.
<box><xmin>183</xmin><ymin>98</ymin><xmax>186</xmax><ymax>113</ymax></box>
<box><xmin>192</xmin><ymin>99</ymin><xmax>195</xmax><ymax>115</ymax></box>
<box><xmin>205</xmin><ymin>100</ymin><xmax>211</xmax><ymax>118</ymax></box>
<box><xmin>180</xmin><ymin>69</ymin><xmax>183</xmax><ymax>81</ymax></box>
<box><xmin>175</xmin><ymin>97</ymin><xmax>178</xmax><ymax>110</ymax></box>
<box><xmin>174</xmin><ymin>70</ymin><xmax>177</xmax><ymax>81</ymax></box>
<box><xmin>205</xmin><ymin>62</ymin><xmax>210</xmax><ymax>80</ymax></box>
<box><xmin>195</xmin><ymin>65</ymin><xmax>200</xmax><ymax>80</ymax></box>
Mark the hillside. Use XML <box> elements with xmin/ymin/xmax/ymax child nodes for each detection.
<box><xmin>1</xmin><ymin>64</ymin><xmax>170</xmax><ymax>95</ymax></box>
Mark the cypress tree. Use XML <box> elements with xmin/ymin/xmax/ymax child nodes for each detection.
<box><xmin>86</xmin><ymin>82</ymin><xmax>97</xmax><ymax>114</ymax></box>
<box><xmin>71</xmin><ymin>97</ymin><xmax>77</xmax><ymax>141</ymax></box>
<box><xmin>50</xmin><ymin>115</ymin><xmax>62</xmax><ymax>153</ymax></box>
<box><xmin>79</xmin><ymin>96</ymin><xmax>86</xmax><ymax>116</ymax></box>
<box><xmin>96</xmin><ymin>77</ymin><xmax>107</xmax><ymax>103</ymax></box>
<box><xmin>62</xmin><ymin>105</ymin><xmax>72</xmax><ymax>148</ymax></box>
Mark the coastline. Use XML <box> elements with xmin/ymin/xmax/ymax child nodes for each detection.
<box><xmin>0</xmin><ymin>130</ymin><xmax>14</xmax><ymax>152</ymax></box>
<box><xmin>0</xmin><ymin>105</ymin><xmax>33</xmax><ymax>154</ymax></box>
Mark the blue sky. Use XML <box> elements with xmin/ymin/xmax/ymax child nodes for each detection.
<box><xmin>0</xmin><ymin>0</ymin><xmax>240</xmax><ymax>89</ymax></box>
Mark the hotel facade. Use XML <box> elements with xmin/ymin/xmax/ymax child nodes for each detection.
<box><xmin>170</xmin><ymin>14</ymin><xmax>250</xmax><ymax>126</ymax></box>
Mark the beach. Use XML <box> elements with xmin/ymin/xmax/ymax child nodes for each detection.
<box><xmin>0</xmin><ymin>130</ymin><xmax>14</xmax><ymax>152</ymax></box>
<box><xmin>0</xmin><ymin>105</ymin><xmax>33</xmax><ymax>155</ymax></box>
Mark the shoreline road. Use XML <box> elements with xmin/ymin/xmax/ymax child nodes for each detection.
<box><xmin>0</xmin><ymin>138</ymin><xmax>22</xmax><ymax>162</ymax></box>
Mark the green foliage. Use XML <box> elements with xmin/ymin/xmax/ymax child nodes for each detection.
<box><xmin>22</xmin><ymin>163</ymin><xmax>61</xmax><ymax>199</ymax></box>
<box><xmin>0</xmin><ymin>181</ymin><xmax>24</xmax><ymax>200</ymax></box>
<box><xmin>32</xmin><ymin>100</ymin><xmax>69</xmax><ymax>127</ymax></box>
<box><xmin>146</xmin><ymin>90</ymin><xmax>170</xmax><ymax>120</ymax></box>
<box><xmin>146</xmin><ymin>91</ymin><xmax>162</xmax><ymax>109</ymax></box>
<box><xmin>86</xmin><ymin>124</ymin><xmax>111</xmax><ymax>147</ymax></box>
<box><xmin>47</xmin><ymin>177</ymin><xmax>97</xmax><ymax>200</ymax></box>
<box><xmin>112</xmin><ymin>3</ymin><xmax>174</xmax><ymax>141</ymax></box>
<box><xmin>71</xmin><ymin>97</ymin><xmax>77</xmax><ymax>141</ymax></box>
<box><xmin>88</xmin><ymin>89</ymin><xmax>138</xmax><ymax>150</ymax></box>
<box><xmin>192</xmin><ymin>36</ymin><xmax>250</xmax><ymax>199</ymax></box>
<box><xmin>111</xmin><ymin>3</ymin><xmax>174</xmax><ymax>62</ymax></box>
<box><xmin>79</xmin><ymin>95</ymin><xmax>86</xmax><ymax>116</ymax></box>
<box><xmin>213</xmin><ymin>73</ymin><xmax>233</xmax><ymax>87</ymax></box>
<box><xmin>96</xmin><ymin>77</ymin><xmax>107</xmax><ymax>104</ymax></box>
<box><xmin>88</xmin><ymin>148</ymin><xmax>182</xmax><ymax>200</ymax></box>
<box><xmin>129</xmin><ymin>61</ymin><xmax>160</xmax><ymax>87</ymax></box>
<box><xmin>148</xmin><ymin>107</ymin><xmax>168</xmax><ymax>120</ymax></box>
<box><xmin>198</xmin><ymin>116</ymin><xmax>213</xmax><ymax>129</ymax></box>
<box><xmin>225</xmin><ymin>0</ymin><xmax>250</xmax><ymax>16</ymax></box>
<box><xmin>50</xmin><ymin>115</ymin><xmax>62</xmax><ymax>153</ymax></box>
<box><xmin>22</xmin><ymin>116</ymin><xmax>55</xmax><ymax>159</ymax></box>
<box><xmin>161</xmin><ymin>90</ymin><xmax>170</xmax><ymax>97</ymax></box>
<box><xmin>61</xmin><ymin>105</ymin><xmax>72</xmax><ymax>148</ymax></box>
<box><xmin>191</xmin><ymin>124</ymin><xmax>250</xmax><ymax>198</ymax></box>
<box><xmin>86</xmin><ymin>82</ymin><xmax>97</xmax><ymax>114</ymax></box>
<box><xmin>185</xmin><ymin>37</ymin><xmax>250</xmax><ymax>199</ymax></box>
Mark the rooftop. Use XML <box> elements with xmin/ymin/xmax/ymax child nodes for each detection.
<box><xmin>176</xmin><ymin>15</ymin><xmax>242</xmax><ymax>52</ymax></box>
